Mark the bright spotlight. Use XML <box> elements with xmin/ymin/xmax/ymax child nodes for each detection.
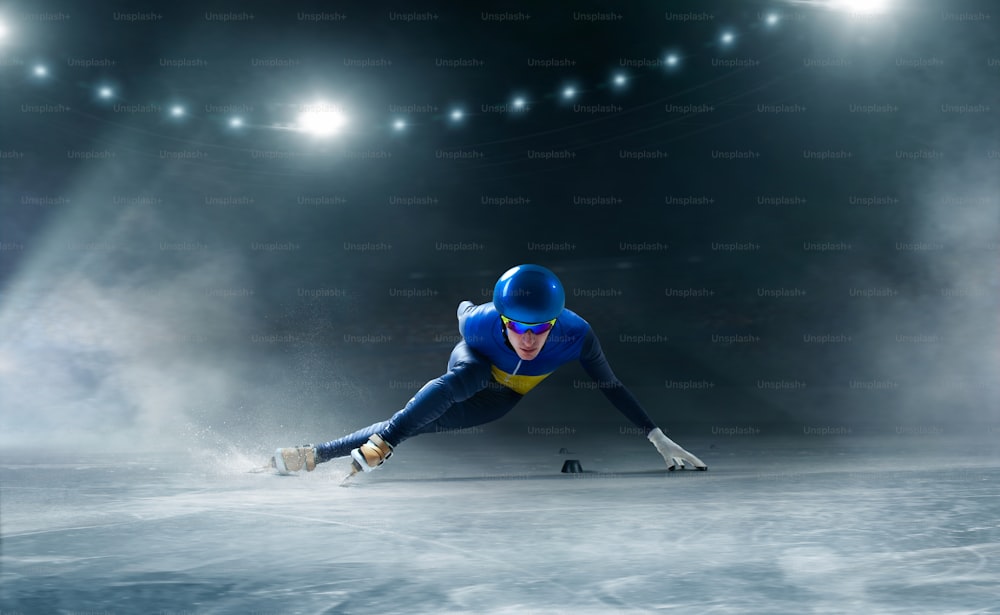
<box><xmin>229</xmin><ymin>117</ymin><xmax>243</xmax><ymax>128</ymax></box>
<box><xmin>0</xmin><ymin>18</ymin><xmax>9</xmax><ymax>42</ymax></box>
<box><xmin>170</xmin><ymin>105</ymin><xmax>185</xmax><ymax>117</ymax></box>
<box><xmin>765</xmin><ymin>13</ymin><xmax>780</xmax><ymax>26</ymax></box>
<box><xmin>512</xmin><ymin>97</ymin><xmax>527</xmax><ymax>110</ymax></box>
<box><xmin>721</xmin><ymin>31</ymin><xmax>735</xmax><ymax>45</ymax></box>
<box><xmin>665</xmin><ymin>54</ymin><xmax>680</xmax><ymax>68</ymax></box>
<box><xmin>33</xmin><ymin>65</ymin><xmax>48</xmax><ymax>78</ymax></box>
<box><xmin>98</xmin><ymin>86</ymin><xmax>114</xmax><ymax>99</ymax></box>
<box><xmin>449</xmin><ymin>109</ymin><xmax>463</xmax><ymax>121</ymax></box>
<box><xmin>612</xmin><ymin>73</ymin><xmax>627</xmax><ymax>87</ymax></box>
<box><xmin>562</xmin><ymin>86</ymin><xmax>577</xmax><ymax>99</ymax></box>
<box><xmin>296</xmin><ymin>102</ymin><xmax>347</xmax><ymax>137</ymax></box>
<box><xmin>392</xmin><ymin>118</ymin><xmax>406</xmax><ymax>131</ymax></box>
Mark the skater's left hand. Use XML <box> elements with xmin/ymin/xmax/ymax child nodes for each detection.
<box><xmin>648</xmin><ymin>428</ymin><xmax>707</xmax><ymax>471</ymax></box>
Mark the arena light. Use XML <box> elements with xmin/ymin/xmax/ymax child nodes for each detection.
<box><xmin>830</xmin><ymin>0</ymin><xmax>890</xmax><ymax>14</ymax></box>
<box><xmin>296</xmin><ymin>102</ymin><xmax>348</xmax><ymax>137</ymax></box>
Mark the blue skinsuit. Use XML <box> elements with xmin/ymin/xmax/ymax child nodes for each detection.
<box><xmin>314</xmin><ymin>301</ymin><xmax>657</xmax><ymax>462</ymax></box>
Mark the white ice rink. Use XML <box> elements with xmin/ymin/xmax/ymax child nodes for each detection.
<box><xmin>2</xmin><ymin>434</ymin><xmax>999</xmax><ymax>614</ymax></box>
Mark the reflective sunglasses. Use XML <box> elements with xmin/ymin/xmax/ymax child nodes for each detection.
<box><xmin>501</xmin><ymin>315</ymin><xmax>556</xmax><ymax>335</ymax></box>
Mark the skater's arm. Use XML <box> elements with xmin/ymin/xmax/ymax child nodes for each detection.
<box><xmin>579</xmin><ymin>329</ymin><xmax>707</xmax><ymax>470</ymax></box>
<box><xmin>578</xmin><ymin>329</ymin><xmax>657</xmax><ymax>434</ymax></box>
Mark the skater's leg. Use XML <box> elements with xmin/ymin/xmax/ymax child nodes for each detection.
<box><xmin>378</xmin><ymin>341</ymin><xmax>494</xmax><ymax>445</ymax></box>
<box><xmin>314</xmin><ymin>341</ymin><xmax>493</xmax><ymax>462</ymax></box>
<box><xmin>314</xmin><ymin>419</ymin><xmax>392</xmax><ymax>463</ymax></box>
<box><xmin>313</xmin><ymin>382</ymin><xmax>521</xmax><ymax>463</ymax></box>
<box><xmin>421</xmin><ymin>384</ymin><xmax>523</xmax><ymax>433</ymax></box>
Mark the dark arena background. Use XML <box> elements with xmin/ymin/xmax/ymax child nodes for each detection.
<box><xmin>1</xmin><ymin>1</ymin><xmax>998</xmax><ymax>613</ymax></box>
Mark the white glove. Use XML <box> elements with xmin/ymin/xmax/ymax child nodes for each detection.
<box><xmin>647</xmin><ymin>428</ymin><xmax>707</xmax><ymax>471</ymax></box>
<box><xmin>457</xmin><ymin>300</ymin><xmax>475</xmax><ymax>317</ymax></box>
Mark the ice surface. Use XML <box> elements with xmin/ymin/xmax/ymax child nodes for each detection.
<box><xmin>2</xmin><ymin>435</ymin><xmax>999</xmax><ymax>614</ymax></box>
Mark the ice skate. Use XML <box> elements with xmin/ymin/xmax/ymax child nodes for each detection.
<box><xmin>270</xmin><ymin>445</ymin><xmax>317</xmax><ymax>475</ymax></box>
<box><xmin>338</xmin><ymin>434</ymin><xmax>394</xmax><ymax>484</ymax></box>
<box><xmin>349</xmin><ymin>434</ymin><xmax>393</xmax><ymax>472</ymax></box>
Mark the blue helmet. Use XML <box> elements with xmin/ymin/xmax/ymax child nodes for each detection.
<box><xmin>492</xmin><ymin>264</ymin><xmax>565</xmax><ymax>323</ymax></box>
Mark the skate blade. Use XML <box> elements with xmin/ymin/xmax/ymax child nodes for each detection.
<box><xmin>339</xmin><ymin>460</ymin><xmax>363</xmax><ymax>486</ymax></box>
<box><xmin>248</xmin><ymin>456</ymin><xmax>280</xmax><ymax>474</ymax></box>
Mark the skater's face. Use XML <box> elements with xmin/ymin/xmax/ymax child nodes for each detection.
<box><xmin>506</xmin><ymin>326</ymin><xmax>551</xmax><ymax>361</ymax></box>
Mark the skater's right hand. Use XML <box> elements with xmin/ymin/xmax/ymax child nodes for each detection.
<box><xmin>350</xmin><ymin>434</ymin><xmax>394</xmax><ymax>472</ymax></box>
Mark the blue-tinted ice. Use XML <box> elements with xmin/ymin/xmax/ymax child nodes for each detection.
<box><xmin>2</xmin><ymin>435</ymin><xmax>998</xmax><ymax>614</ymax></box>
